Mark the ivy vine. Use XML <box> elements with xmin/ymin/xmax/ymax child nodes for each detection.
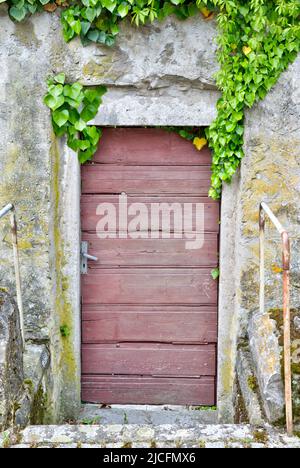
<box><xmin>44</xmin><ymin>73</ymin><xmax>107</xmax><ymax>163</ymax></box>
<box><xmin>203</xmin><ymin>0</ymin><xmax>300</xmax><ymax>198</ymax></box>
<box><xmin>4</xmin><ymin>0</ymin><xmax>300</xmax><ymax>198</ymax></box>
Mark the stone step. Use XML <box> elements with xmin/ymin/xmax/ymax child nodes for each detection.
<box><xmin>78</xmin><ymin>404</ymin><xmax>218</xmax><ymax>426</ymax></box>
<box><xmin>5</xmin><ymin>424</ymin><xmax>300</xmax><ymax>448</ymax></box>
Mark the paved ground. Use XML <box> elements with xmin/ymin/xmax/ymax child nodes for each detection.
<box><xmin>1</xmin><ymin>423</ymin><xmax>300</xmax><ymax>448</ymax></box>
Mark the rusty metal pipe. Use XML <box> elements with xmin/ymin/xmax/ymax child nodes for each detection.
<box><xmin>0</xmin><ymin>204</ymin><xmax>25</xmax><ymax>349</ymax></box>
<box><xmin>0</xmin><ymin>203</ymin><xmax>14</xmax><ymax>220</ymax></box>
<box><xmin>281</xmin><ymin>231</ymin><xmax>293</xmax><ymax>436</ymax></box>
<box><xmin>259</xmin><ymin>202</ymin><xmax>293</xmax><ymax>436</ymax></box>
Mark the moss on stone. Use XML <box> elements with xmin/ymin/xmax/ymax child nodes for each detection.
<box><xmin>269</xmin><ymin>308</ymin><xmax>300</xmax><ymax>343</ymax></box>
<box><xmin>247</xmin><ymin>375</ymin><xmax>258</xmax><ymax>392</ymax></box>
<box><xmin>268</xmin><ymin>307</ymin><xmax>300</xmax><ymax>423</ymax></box>
<box><xmin>122</xmin><ymin>441</ymin><xmax>132</xmax><ymax>448</ymax></box>
<box><xmin>82</xmin><ymin>57</ymin><xmax>118</xmax><ymax>81</ymax></box>
<box><xmin>292</xmin><ymin>363</ymin><xmax>300</xmax><ymax>375</ymax></box>
<box><xmin>50</xmin><ymin>134</ymin><xmax>78</xmax><ymax>417</ymax></box>
<box><xmin>252</xmin><ymin>428</ymin><xmax>268</xmax><ymax>444</ymax></box>
<box><xmin>23</xmin><ymin>379</ymin><xmax>34</xmax><ymax>395</ymax></box>
<box><xmin>30</xmin><ymin>385</ymin><xmax>47</xmax><ymax>425</ymax></box>
<box><xmin>13</xmin><ymin>21</ymin><xmax>39</xmax><ymax>47</ymax></box>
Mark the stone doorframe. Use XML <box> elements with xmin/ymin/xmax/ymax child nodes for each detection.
<box><xmin>58</xmin><ymin>111</ymin><xmax>239</xmax><ymax>424</ymax></box>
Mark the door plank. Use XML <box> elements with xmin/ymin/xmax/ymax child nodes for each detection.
<box><xmin>82</xmin><ymin>165</ymin><xmax>212</xmax><ymax>196</ymax></box>
<box><xmin>91</xmin><ymin>128</ymin><xmax>212</xmax><ymax>166</ymax></box>
<box><xmin>82</xmin><ymin>268</ymin><xmax>218</xmax><ymax>305</ymax></box>
<box><xmin>82</xmin><ymin>343</ymin><xmax>216</xmax><ymax>377</ymax></box>
<box><xmin>82</xmin><ymin>305</ymin><xmax>218</xmax><ymax>344</ymax></box>
<box><xmin>82</xmin><ymin>375</ymin><xmax>216</xmax><ymax>406</ymax></box>
<box><xmin>81</xmin><ymin>195</ymin><xmax>219</xmax><ymax>233</ymax></box>
<box><xmin>82</xmin><ymin>233</ymin><xmax>219</xmax><ymax>267</ymax></box>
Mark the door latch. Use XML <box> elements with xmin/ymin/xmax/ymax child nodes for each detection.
<box><xmin>81</xmin><ymin>241</ymin><xmax>98</xmax><ymax>274</ymax></box>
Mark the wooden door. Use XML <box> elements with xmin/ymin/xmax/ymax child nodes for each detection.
<box><xmin>81</xmin><ymin>128</ymin><xmax>219</xmax><ymax>406</ymax></box>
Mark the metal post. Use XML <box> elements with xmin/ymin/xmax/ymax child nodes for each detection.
<box><xmin>10</xmin><ymin>209</ymin><xmax>25</xmax><ymax>349</ymax></box>
<box><xmin>259</xmin><ymin>206</ymin><xmax>265</xmax><ymax>317</ymax></box>
<box><xmin>282</xmin><ymin>231</ymin><xmax>293</xmax><ymax>436</ymax></box>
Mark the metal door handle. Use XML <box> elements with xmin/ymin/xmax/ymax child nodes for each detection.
<box><xmin>81</xmin><ymin>241</ymin><xmax>98</xmax><ymax>274</ymax></box>
<box><xmin>82</xmin><ymin>253</ymin><xmax>98</xmax><ymax>262</ymax></box>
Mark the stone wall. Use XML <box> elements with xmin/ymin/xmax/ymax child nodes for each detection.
<box><xmin>0</xmin><ymin>9</ymin><xmax>220</xmax><ymax>422</ymax></box>
<box><xmin>236</xmin><ymin>56</ymin><xmax>300</xmax><ymax>425</ymax></box>
<box><xmin>0</xmin><ymin>5</ymin><xmax>299</xmax><ymax>427</ymax></box>
<box><xmin>0</xmin><ymin>291</ymin><xmax>23</xmax><ymax>429</ymax></box>
<box><xmin>0</xmin><ymin>289</ymin><xmax>51</xmax><ymax>430</ymax></box>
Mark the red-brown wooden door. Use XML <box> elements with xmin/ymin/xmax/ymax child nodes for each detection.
<box><xmin>81</xmin><ymin>128</ymin><xmax>219</xmax><ymax>406</ymax></box>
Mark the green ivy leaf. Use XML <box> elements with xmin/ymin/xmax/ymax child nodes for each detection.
<box><xmin>118</xmin><ymin>2</ymin><xmax>129</xmax><ymax>18</ymax></box>
<box><xmin>225</xmin><ymin>122</ymin><xmax>236</xmax><ymax>132</ymax></box>
<box><xmin>54</xmin><ymin>73</ymin><xmax>66</xmax><ymax>85</ymax></box>
<box><xmin>48</xmin><ymin>84</ymin><xmax>64</xmax><ymax>97</ymax></box>
<box><xmin>53</xmin><ymin>109</ymin><xmax>70</xmax><ymax>127</ymax></box>
<box><xmin>78</xmin><ymin>148</ymin><xmax>95</xmax><ymax>164</ymax></box>
<box><xmin>84</xmin><ymin>86</ymin><xmax>107</xmax><ymax>104</ymax></box>
<box><xmin>105</xmin><ymin>35</ymin><xmax>115</xmax><ymax>46</ymax></box>
<box><xmin>211</xmin><ymin>268</ymin><xmax>219</xmax><ymax>280</ymax></box>
<box><xmin>81</xmin><ymin>104</ymin><xmax>99</xmax><ymax>122</ymax></box>
<box><xmin>71</xmin><ymin>19</ymin><xmax>81</xmax><ymax>35</ymax></box>
<box><xmin>44</xmin><ymin>93</ymin><xmax>65</xmax><ymax>111</ymax></box>
<box><xmin>101</xmin><ymin>0</ymin><xmax>117</xmax><ymax>13</ymax></box>
<box><xmin>9</xmin><ymin>6</ymin><xmax>27</xmax><ymax>21</ymax></box>
<box><xmin>87</xmin><ymin>29</ymin><xmax>99</xmax><ymax>42</ymax></box>
<box><xmin>81</xmin><ymin>20</ymin><xmax>91</xmax><ymax>36</ymax></box>
<box><xmin>74</xmin><ymin>118</ymin><xmax>87</xmax><ymax>132</ymax></box>
<box><xmin>68</xmin><ymin>108</ymin><xmax>80</xmax><ymax>125</ymax></box>
<box><xmin>63</xmin><ymin>83</ymin><xmax>83</xmax><ymax>103</ymax></box>
<box><xmin>83</xmin><ymin>126</ymin><xmax>101</xmax><ymax>145</ymax></box>
<box><xmin>85</xmin><ymin>7</ymin><xmax>96</xmax><ymax>23</ymax></box>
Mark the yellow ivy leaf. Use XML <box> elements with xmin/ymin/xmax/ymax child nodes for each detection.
<box><xmin>200</xmin><ymin>7</ymin><xmax>214</xmax><ymax>20</ymax></box>
<box><xmin>44</xmin><ymin>3</ymin><xmax>58</xmax><ymax>12</ymax></box>
<box><xmin>193</xmin><ymin>137</ymin><xmax>207</xmax><ymax>151</ymax></box>
<box><xmin>272</xmin><ymin>265</ymin><xmax>283</xmax><ymax>274</ymax></box>
<box><xmin>242</xmin><ymin>46</ymin><xmax>252</xmax><ymax>56</ymax></box>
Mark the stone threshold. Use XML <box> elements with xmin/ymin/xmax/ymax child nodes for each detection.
<box><xmin>77</xmin><ymin>404</ymin><xmax>218</xmax><ymax>426</ymax></box>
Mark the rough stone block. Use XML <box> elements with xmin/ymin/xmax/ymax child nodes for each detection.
<box><xmin>0</xmin><ymin>291</ymin><xmax>23</xmax><ymax>430</ymax></box>
<box><xmin>237</xmin><ymin>348</ymin><xmax>265</xmax><ymax>425</ymax></box>
<box><xmin>248</xmin><ymin>313</ymin><xmax>284</xmax><ymax>423</ymax></box>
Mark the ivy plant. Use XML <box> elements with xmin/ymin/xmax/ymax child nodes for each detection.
<box><xmin>4</xmin><ymin>0</ymin><xmax>300</xmax><ymax>197</ymax></box>
<box><xmin>59</xmin><ymin>0</ymin><xmax>206</xmax><ymax>47</ymax></box>
<box><xmin>7</xmin><ymin>0</ymin><xmax>53</xmax><ymax>21</ymax></box>
<box><xmin>44</xmin><ymin>73</ymin><xmax>107</xmax><ymax>163</ymax></box>
<box><xmin>201</xmin><ymin>0</ymin><xmax>300</xmax><ymax>198</ymax></box>
<box><xmin>163</xmin><ymin>127</ymin><xmax>208</xmax><ymax>151</ymax></box>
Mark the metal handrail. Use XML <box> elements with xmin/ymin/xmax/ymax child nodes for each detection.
<box><xmin>259</xmin><ymin>202</ymin><xmax>293</xmax><ymax>436</ymax></box>
<box><xmin>0</xmin><ymin>204</ymin><xmax>24</xmax><ymax>349</ymax></box>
